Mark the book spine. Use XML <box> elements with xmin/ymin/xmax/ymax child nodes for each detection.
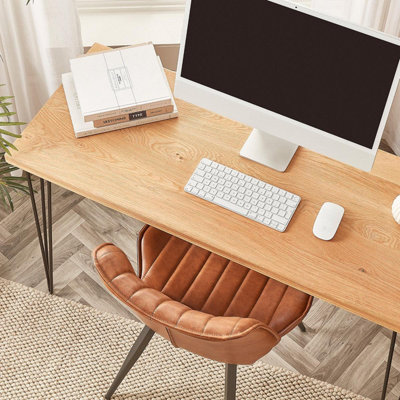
<box><xmin>76</xmin><ymin>111</ymin><xmax>178</xmax><ymax>138</ymax></box>
<box><xmin>83</xmin><ymin>98</ymin><xmax>172</xmax><ymax>123</ymax></box>
<box><xmin>93</xmin><ymin>105</ymin><xmax>174</xmax><ymax>128</ymax></box>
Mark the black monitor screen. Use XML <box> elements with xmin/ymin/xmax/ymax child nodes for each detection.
<box><xmin>181</xmin><ymin>0</ymin><xmax>400</xmax><ymax>149</ymax></box>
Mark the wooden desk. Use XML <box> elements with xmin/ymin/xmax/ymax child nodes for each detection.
<box><xmin>6</xmin><ymin>44</ymin><xmax>400</xmax><ymax>335</ymax></box>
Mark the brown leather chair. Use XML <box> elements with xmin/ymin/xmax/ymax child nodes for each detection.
<box><xmin>93</xmin><ymin>225</ymin><xmax>312</xmax><ymax>399</ymax></box>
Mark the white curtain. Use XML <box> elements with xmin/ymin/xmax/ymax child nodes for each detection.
<box><xmin>0</xmin><ymin>0</ymin><xmax>83</xmax><ymax>138</ymax></box>
<box><xmin>310</xmin><ymin>0</ymin><xmax>400</xmax><ymax>154</ymax></box>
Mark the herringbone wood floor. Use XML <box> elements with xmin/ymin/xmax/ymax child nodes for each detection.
<box><xmin>0</xmin><ymin>175</ymin><xmax>399</xmax><ymax>400</ymax></box>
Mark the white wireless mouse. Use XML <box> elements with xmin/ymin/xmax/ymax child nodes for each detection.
<box><xmin>313</xmin><ymin>202</ymin><xmax>344</xmax><ymax>241</ymax></box>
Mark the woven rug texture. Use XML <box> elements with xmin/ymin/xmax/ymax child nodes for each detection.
<box><xmin>0</xmin><ymin>277</ymin><xmax>369</xmax><ymax>400</ymax></box>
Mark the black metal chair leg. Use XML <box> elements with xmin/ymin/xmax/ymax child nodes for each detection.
<box><xmin>224</xmin><ymin>364</ymin><xmax>237</xmax><ymax>400</ymax></box>
<box><xmin>27</xmin><ymin>174</ymin><xmax>53</xmax><ymax>294</ymax></box>
<box><xmin>299</xmin><ymin>322</ymin><xmax>306</xmax><ymax>332</ymax></box>
<box><xmin>381</xmin><ymin>331</ymin><xmax>397</xmax><ymax>400</ymax></box>
<box><xmin>105</xmin><ymin>326</ymin><xmax>155</xmax><ymax>400</ymax></box>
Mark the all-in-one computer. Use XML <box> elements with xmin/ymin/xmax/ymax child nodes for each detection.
<box><xmin>175</xmin><ymin>0</ymin><xmax>400</xmax><ymax>232</ymax></box>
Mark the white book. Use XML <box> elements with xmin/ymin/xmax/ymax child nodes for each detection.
<box><xmin>62</xmin><ymin>69</ymin><xmax>178</xmax><ymax>138</ymax></box>
<box><xmin>70</xmin><ymin>43</ymin><xmax>172</xmax><ymax>122</ymax></box>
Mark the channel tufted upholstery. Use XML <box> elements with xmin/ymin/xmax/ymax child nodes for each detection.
<box><xmin>93</xmin><ymin>225</ymin><xmax>312</xmax><ymax>365</ymax></box>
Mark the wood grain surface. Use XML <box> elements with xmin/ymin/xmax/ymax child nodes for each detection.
<box><xmin>6</xmin><ymin>43</ymin><xmax>400</xmax><ymax>333</ymax></box>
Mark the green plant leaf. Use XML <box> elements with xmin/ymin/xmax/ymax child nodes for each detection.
<box><xmin>0</xmin><ymin>185</ymin><xmax>13</xmax><ymax>211</ymax></box>
<box><xmin>0</xmin><ymin>111</ymin><xmax>16</xmax><ymax>117</ymax></box>
<box><xmin>0</xmin><ymin>129</ymin><xmax>21</xmax><ymax>138</ymax></box>
<box><xmin>0</xmin><ymin>167</ymin><xmax>19</xmax><ymax>175</ymax></box>
<box><xmin>0</xmin><ymin>137</ymin><xmax>17</xmax><ymax>150</ymax></box>
<box><xmin>0</xmin><ymin>121</ymin><xmax>25</xmax><ymax>126</ymax></box>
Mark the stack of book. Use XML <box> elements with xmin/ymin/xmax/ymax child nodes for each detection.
<box><xmin>62</xmin><ymin>42</ymin><xmax>178</xmax><ymax>138</ymax></box>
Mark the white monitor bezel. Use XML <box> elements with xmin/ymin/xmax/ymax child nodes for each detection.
<box><xmin>174</xmin><ymin>0</ymin><xmax>400</xmax><ymax>172</ymax></box>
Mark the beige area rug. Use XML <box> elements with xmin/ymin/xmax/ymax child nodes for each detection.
<box><xmin>0</xmin><ymin>278</ymin><xmax>369</xmax><ymax>400</ymax></box>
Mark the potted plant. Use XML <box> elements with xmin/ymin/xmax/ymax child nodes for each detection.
<box><xmin>0</xmin><ymin>90</ymin><xmax>29</xmax><ymax>210</ymax></box>
<box><xmin>0</xmin><ymin>0</ymin><xmax>32</xmax><ymax>210</ymax></box>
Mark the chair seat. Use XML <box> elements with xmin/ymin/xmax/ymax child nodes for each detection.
<box><xmin>138</xmin><ymin>226</ymin><xmax>312</xmax><ymax>336</ymax></box>
<box><xmin>93</xmin><ymin>225</ymin><xmax>312</xmax><ymax>364</ymax></box>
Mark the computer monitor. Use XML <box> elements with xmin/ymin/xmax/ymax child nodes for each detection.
<box><xmin>174</xmin><ymin>0</ymin><xmax>400</xmax><ymax>172</ymax></box>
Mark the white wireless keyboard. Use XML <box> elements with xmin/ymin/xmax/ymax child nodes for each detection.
<box><xmin>184</xmin><ymin>158</ymin><xmax>301</xmax><ymax>232</ymax></box>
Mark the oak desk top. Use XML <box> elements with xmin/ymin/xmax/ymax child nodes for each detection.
<box><xmin>7</xmin><ymin>43</ymin><xmax>400</xmax><ymax>332</ymax></box>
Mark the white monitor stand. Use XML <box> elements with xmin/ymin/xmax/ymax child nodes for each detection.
<box><xmin>240</xmin><ymin>129</ymin><xmax>299</xmax><ymax>172</ymax></box>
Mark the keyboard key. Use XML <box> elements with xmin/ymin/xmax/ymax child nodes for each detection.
<box><xmin>272</xmin><ymin>215</ymin><xmax>287</xmax><ymax>225</ymax></box>
<box><xmin>286</xmin><ymin>199</ymin><xmax>297</xmax><ymax>207</ymax></box>
<box><xmin>214</xmin><ymin>197</ymin><xmax>248</xmax><ymax>216</ymax></box>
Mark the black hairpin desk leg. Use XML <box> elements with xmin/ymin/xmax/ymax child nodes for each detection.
<box><xmin>381</xmin><ymin>331</ymin><xmax>397</xmax><ymax>400</ymax></box>
<box><xmin>27</xmin><ymin>173</ymin><xmax>53</xmax><ymax>294</ymax></box>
